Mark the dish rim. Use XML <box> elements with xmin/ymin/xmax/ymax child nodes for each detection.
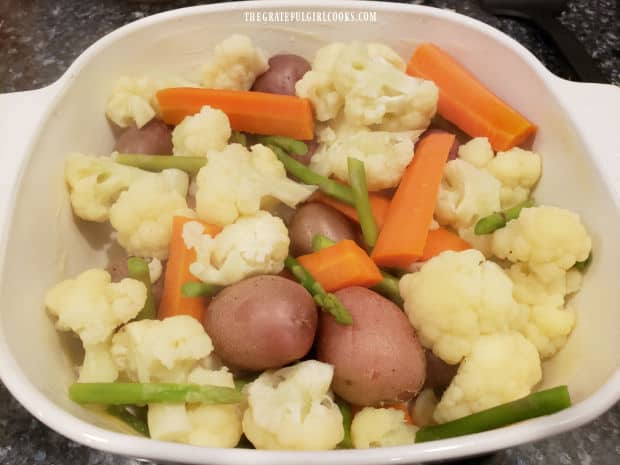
<box><xmin>0</xmin><ymin>1</ymin><xmax>619</xmax><ymax>463</ymax></box>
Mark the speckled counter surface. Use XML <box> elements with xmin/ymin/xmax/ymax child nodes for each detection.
<box><xmin>0</xmin><ymin>1</ymin><xmax>619</xmax><ymax>464</ymax></box>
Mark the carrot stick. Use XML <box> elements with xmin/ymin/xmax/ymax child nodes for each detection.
<box><xmin>421</xmin><ymin>227</ymin><xmax>471</xmax><ymax>261</ymax></box>
<box><xmin>311</xmin><ymin>192</ymin><xmax>390</xmax><ymax>230</ymax></box>
<box><xmin>156</xmin><ymin>87</ymin><xmax>314</xmax><ymax>140</ymax></box>
<box><xmin>158</xmin><ymin>216</ymin><xmax>221</xmax><ymax>322</ymax></box>
<box><xmin>371</xmin><ymin>132</ymin><xmax>454</xmax><ymax>268</ymax></box>
<box><xmin>406</xmin><ymin>43</ymin><xmax>537</xmax><ymax>151</ymax></box>
<box><xmin>297</xmin><ymin>240</ymin><xmax>383</xmax><ymax>292</ymax></box>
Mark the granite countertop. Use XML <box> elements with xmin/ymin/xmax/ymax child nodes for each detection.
<box><xmin>0</xmin><ymin>1</ymin><xmax>619</xmax><ymax>464</ymax></box>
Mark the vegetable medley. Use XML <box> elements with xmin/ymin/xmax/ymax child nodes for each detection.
<box><xmin>47</xmin><ymin>34</ymin><xmax>592</xmax><ymax>450</ymax></box>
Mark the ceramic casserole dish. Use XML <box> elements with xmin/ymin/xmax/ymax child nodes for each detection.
<box><xmin>0</xmin><ymin>1</ymin><xmax>619</xmax><ymax>463</ymax></box>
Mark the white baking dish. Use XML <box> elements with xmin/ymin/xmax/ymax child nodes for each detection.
<box><xmin>1</xmin><ymin>1</ymin><xmax>619</xmax><ymax>463</ymax></box>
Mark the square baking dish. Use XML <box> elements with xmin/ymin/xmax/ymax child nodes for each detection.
<box><xmin>0</xmin><ymin>1</ymin><xmax>619</xmax><ymax>464</ymax></box>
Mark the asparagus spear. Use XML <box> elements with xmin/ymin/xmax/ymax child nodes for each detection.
<box><xmin>258</xmin><ymin>135</ymin><xmax>308</xmax><ymax>156</ymax></box>
<box><xmin>127</xmin><ymin>257</ymin><xmax>156</xmax><ymax>320</ymax></box>
<box><xmin>474</xmin><ymin>198</ymin><xmax>535</xmax><ymax>235</ymax></box>
<box><xmin>115</xmin><ymin>153</ymin><xmax>206</xmax><ymax>175</ymax></box>
<box><xmin>106</xmin><ymin>405</ymin><xmax>150</xmax><ymax>436</ymax></box>
<box><xmin>312</xmin><ymin>234</ymin><xmax>403</xmax><ymax>307</ymax></box>
<box><xmin>268</xmin><ymin>144</ymin><xmax>355</xmax><ymax>205</ymax></box>
<box><xmin>415</xmin><ymin>385</ymin><xmax>571</xmax><ymax>443</ymax></box>
<box><xmin>347</xmin><ymin>157</ymin><xmax>378</xmax><ymax>248</ymax></box>
<box><xmin>284</xmin><ymin>256</ymin><xmax>353</xmax><ymax>325</ymax></box>
<box><xmin>69</xmin><ymin>383</ymin><xmax>243</xmax><ymax>405</ymax></box>
<box><xmin>336</xmin><ymin>398</ymin><xmax>353</xmax><ymax>448</ymax></box>
<box><xmin>181</xmin><ymin>281</ymin><xmax>220</xmax><ymax>298</ymax></box>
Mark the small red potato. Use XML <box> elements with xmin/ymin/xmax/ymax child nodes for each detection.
<box><xmin>114</xmin><ymin>118</ymin><xmax>173</xmax><ymax>155</ymax></box>
<box><xmin>204</xmin><ymin>275</ymin><xmax>317</xmax><ymax>371</ymax></box>
<box><xmin>317</xmin><ymin>287</ymin><xmax>426</xmax><ymax>406</ymax></box>
<box><xmin>252</xmin><ymin>54</ymin><xmax>311</xmax><ymax>96</ymax></box>
<box><xmin>289</xmin><ymin>203</ymin><xmax>357</xmax><ymax>256</ymax></box>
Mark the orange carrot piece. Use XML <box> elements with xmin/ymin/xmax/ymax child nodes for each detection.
<box><xmin>156</xmin><ymin>87</ymin><xmax>314</xmax><ymax>140</ymax></box>
<box><xmin>311</xmin><ymin>191</ymin><xmax>391</xmax><ymax>230</ymax></box>
<box><xmin>407</xmin><ymin>43</ymin><xmax>537</xmax><ymax>151</ymax></box>
<box><xmin>297</xmin><ymin>240</ymin><xmax>383</xmax><ymax>292</ymax></box>
<box><xmin>371</xmin><ymin>132</ymin><xmax>454</xmax><ymax>268</ymax></box>
<box><xmin>158</xmin><ymin>216</ymin><xmax>221</xmax><ymax>322</ymax></box>
<box><xmin>421</xmin><ymin>227</ymin><xmax>471</xmax><ymax>261</ymax></box>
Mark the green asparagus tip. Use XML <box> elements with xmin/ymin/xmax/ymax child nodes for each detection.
<box><xmin>181</xmin><ymin>281</ymin><xmax>220</xmax><ymax>298</ymax></box>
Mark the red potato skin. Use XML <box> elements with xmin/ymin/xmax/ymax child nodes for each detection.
<box><xmin>251</xmin><ymin>54</ymin><xmax>311</xmax><ymax>96</ymax></box>
<box><xmin>289</xmin><ymin>203</ymin><xmax>358</xmax><ymax>256</ymax></box>
<box><xmin>204</xmin><ymin>275</ymin><xmax>318</xmax><ymax>371</ymax></box>
<box><xmin>114</xmin><ymin>118</ymin><xmax>173</xmax><ymax>155</ymax></box>
<box><xmin>317</xmin><ymin>287</ymin><xmax>426</xmax><ymax>406</ymax></box>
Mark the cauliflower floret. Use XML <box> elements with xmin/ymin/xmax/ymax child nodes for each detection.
<box><xmin>242</xmin><ymin>360</ymin><xmax>344</xmax><ymax>450</ymax></box>
<box><xmin>147</xmin><ymin>366</ymin><xmax>243</xmax><ymax>447</ymax></box>
<box><xmin>183</xmin><ymin>367</ymin><xmax>243</xmax><ymax>447</ymax></box>
<box><xmin>399</xmin><ymin>250</ymin><xmax>527</xmax><ymax>364</ymax></box>
<box><xmin>492</xmin><ymin>206</ymin><xmax>592</xmax><ymax>284</ymax></box>
<box><xmin>310</xmin><ymin>127</ymin><xmax>418</xmax><ymax>191</ymax></box>
<box><xmin>436</xmin><ymin>138</ymin><xmax>542</xmax><ymax>232</ymax></box>
<box><xmin>78</xmin><ymin>342</ymin><xmax>119</xmax><ymax>383</ymax></box>
<box><xmin>351</xmin><ymin>407</ymin><xmax>418</xmax><ymax>449</ymax></box>
<box><xmin>486</xmin><ymin>147</ymin><xmax>542</xmax><ymax>209</ymax></box>
<box><xmin>296</xmin><ymin>42</ymin><xmax>437</xmax><ymax>130</ymax></box>
<box><xmin>182</xmin><ymin>211</ymin><xmax>289</xmax><ymax>286</ymax></box>
<box><xmin>109</xmin><ymin>169</ymin><xmax>194</xmax><ymax>259</ymax></box>
<box><xmin>201</xmin><ymin>34</ymin><xmax>268</xmax><ymax>90</ymax></box>
<box><xmin>435</xmin><ymin>159</ymin><xmax>502</xmax><ymax>230</ymax></box>
<box><xmin>111</xmin><ymin>315</ymin><xmax>213</xmax><ymax>383</ymax></box>
<box><xmin>434</xmin><ymin>332</ymin><xmax>541</xmax><ymax>423</ymax></box>
<box><xmin>508</xmin><ymin>263</ymin><xmax>579</xmax><ymax>358</ymax></box>
<box><xmin>46</xmin><ymin>268</ymin><xmax>146</xmax><ymax>347</ymax></box>
<box><xmin>105</xmin><ymin>76</ymin><xmax>199</xmax><ymax>128</ymax></box>
<box><xmin>148</xmin><ymin>258</ymin><xmax>163</xmax><ymax>283</ymax></box>
<box><xmin>172</xmin><ymin>106</ymin><xmax>231</xmax><ymax>157</ymax></box>
<box><xmin>106</xmin><ymin>76</ymin><xmax>157</xmax><ymax>129</ymax></box>
<box><xmin>458</xmin><ymin>137</ymin><xmax>542</xmax><ymax>209</ymax></box>
<box><xmin>457</xmin><ymin>136</ymin><xmax>495</xmax><ymax>168</ymax></box>
<box><xmin>412</xmin><ymin>388</ymin><xmax>439</xmax><ymax>427</ymax></box>
<box><xmin>45</xmin><ymin>268</ymin><xmax>146</xmax><ymax>382</ymax></box>
<box><xmin>195</xmin><ymin>143</ymin><xmax>316</xmax><ymax>226</ymax></box>
<box><xmin>65</xmin><ymin>153</ymin><xmax>154</xmax><ymax>222</ymax></box>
